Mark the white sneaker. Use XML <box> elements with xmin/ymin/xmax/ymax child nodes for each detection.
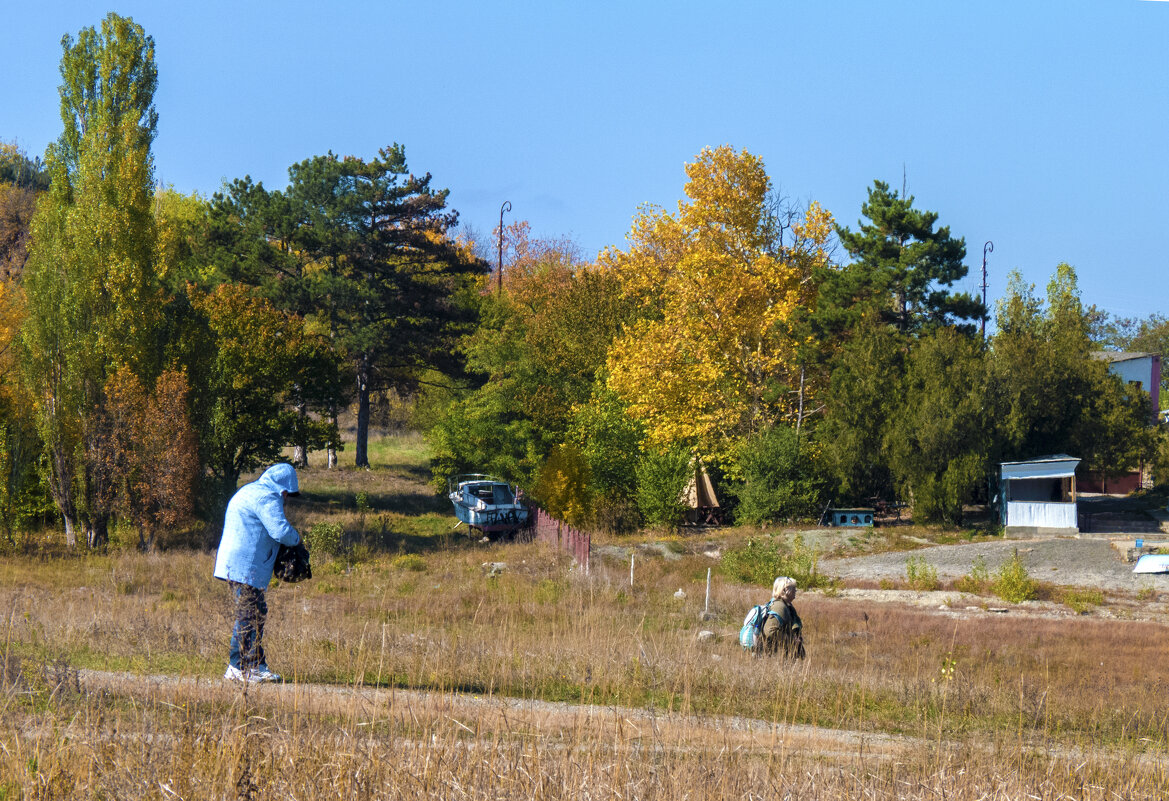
<box><xmin>247</xmin><ymin>666</ymin><xmax>282</xmax><ymax>683</ymax></box>
<box><xmin>223</xmin><ymin>665</ymin><xmax>246</xmax><ymax>682</ymax></box>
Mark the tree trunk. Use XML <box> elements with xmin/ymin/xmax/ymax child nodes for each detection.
<box><xmin>63</xmin><ymin>513</ymin><xmax>77</xmax><ymax>549</ymax></box>
<box><xmin>293</xmin><ymin>395</ymin><xmax>308</xmax><ymax>467</ymax></box>
<box><xmin>87</xmin><ymin>515</ymin><xmax>109</xmax><ymax>549</ymax></box>
<box><xmin>355</xmin><ymin>354</ymin><xmax>371</xmax><ymax>469</ymax></box>
<box><xmin>327</xmin><ymin>405</ymin><xmax>339</xmax><ymax>469</ymax></box>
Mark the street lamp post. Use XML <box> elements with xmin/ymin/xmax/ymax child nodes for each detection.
<box><xmin>497</xmin><ymin>200</ymin><xmax>511</xmax><ymax>292</ymax></box>
<box><xmin>981</xmin><ymin>240</ymin><xmax>993</xmax><ymax>338</ymax></box>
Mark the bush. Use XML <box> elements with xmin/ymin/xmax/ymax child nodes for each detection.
<box><xmin>533</xmin><ymin>444</ymin><xmax>593</xmax><ymax>527</ymax></box>
<box><xmin>954</xmin><ymin>555</ymin><xmax>991</xmax><ymax>594</ymax></box>
<box><xmin>634</xmin><ymin>446</ymin><xmax>691</xmax><ymax>528</ymax></box>
<box><xmin>391</xmin><ymin>553</ymin><xmax>427</xmax><ymax>572</ymax></box>
<box><xmin>720</xmin><ymin>534</ymin><xmax>832</xmax><ymax>590</ymax></box>
<box><xmin>305</xmin><ymin>521</ymin><xmax>344</xmax><ymax>556</ymax></box>
<box><xmin>731</xmin><ymin>424</ymin><xmax>824</xmax><ymax>524</ymax></box>
<box><xmin>992</xmin><ymin>551</ymin><xmax>1036</xmax><ymax>603</ymax></box>
<box><xmin>590</xmin><ymin>492</ymin><xmax>640</xmax><ymax>535</ymax></box>
<box><xmin>1060</xmin><ymin>587</ymin><xmax>1104</xmax><ymax>613</ymax></box>
<box><xmin>905</xmin><ymin>555</ymin><xmax>939</xmax><ymax>591</ymax></box>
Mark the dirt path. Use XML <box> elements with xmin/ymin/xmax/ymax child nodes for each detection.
<box><xmin>76</xmin><ymin>668</ymin><xmax>916</xmax><ymax>761</ymax></box>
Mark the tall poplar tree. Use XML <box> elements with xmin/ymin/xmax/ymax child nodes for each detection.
<box><xmin>21</xmin><ymin>14</ymin><xmax>164</xmax><ymax>546</ymax></box>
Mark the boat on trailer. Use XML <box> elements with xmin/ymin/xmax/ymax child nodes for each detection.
<box><xmin>447</xmin><ymin>474</ymin><xmax>529</xmax><ymax>535</ymax></box>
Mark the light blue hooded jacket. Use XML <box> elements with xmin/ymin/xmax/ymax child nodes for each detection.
<box><xmin>213</xmin><ymin>464</ymin><xmax>302</xmax><ymax>589</ymax></box>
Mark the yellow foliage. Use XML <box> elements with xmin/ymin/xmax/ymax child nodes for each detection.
<box><xmin>602</xmin><ymin>146</ymin><xmax>833</xmax><ymax>463</ymax></box>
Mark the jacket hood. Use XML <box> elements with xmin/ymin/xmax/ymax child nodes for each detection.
<box><xmin>257</xmin><ymin>463</ymin><xmax>299</xmax><ymax>496</ymax></box>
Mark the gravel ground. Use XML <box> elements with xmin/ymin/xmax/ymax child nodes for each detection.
<box><xmin>821</xmin><ymin>537</ymin><xmax>1153</xmax><ymax>593</ymax></box>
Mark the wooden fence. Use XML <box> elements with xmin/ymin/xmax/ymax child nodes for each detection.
<box><xmin>529</xmin><ymin>506</ymin><xmax>590</xmax><ymax>573</ymax></box>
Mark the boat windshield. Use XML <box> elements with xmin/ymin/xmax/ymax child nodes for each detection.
<box><xmin>491</xmin><ymin>484</ymin><xmax>515</xmax><ymax>505</ymax></box>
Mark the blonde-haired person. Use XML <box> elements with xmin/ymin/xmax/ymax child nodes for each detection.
<box><xmin>760</xmin><ymin>576</ymin><xmax>805</xmax><ymax>659</ymax></box>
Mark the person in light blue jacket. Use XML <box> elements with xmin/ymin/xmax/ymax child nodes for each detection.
<box><xmin>214</xmin><ymin>463</ymin><xmax>302</xmax><ymax>683</ymax></box>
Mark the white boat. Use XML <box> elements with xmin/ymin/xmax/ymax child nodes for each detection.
<box><xmin>1133</xmin><ymin>554</ymin><xmax>1169</xmax><ymax>574</ymax></box>
<box><xmin>447</xmin><ymin>474</ymin><xmax>529</xmax><ymax>534</ymax></box>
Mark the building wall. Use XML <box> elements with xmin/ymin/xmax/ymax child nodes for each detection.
<box><xmin>1005</xmin><ymin>501</ymin><xmax>1078</xmax><ymax>529</ymax></box>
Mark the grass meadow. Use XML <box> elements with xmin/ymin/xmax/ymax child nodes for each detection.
<box><xmin>2</xmin><ymin>432</ymin><xmax>1168</xmax><ymax>798</ymax></box>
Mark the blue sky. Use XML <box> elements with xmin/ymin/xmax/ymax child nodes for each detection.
<box><xmin>4</xmin><ymin>1</ymin><xmax>1167</xmax><ymax>322</ymax></box>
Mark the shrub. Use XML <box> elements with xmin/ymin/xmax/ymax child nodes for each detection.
<box><xmin>634</xmin><ymin>446</ymin><xmax>691</xmax><ymax>528</ymax></box>
<box><xmin>305</xmin><ymin>521</ymin><xmax>344</xmax><ymax>556</ymax></box>
<box><xmin>591</xmin><ymin>492</ymin><xmax>640</xmax><ymax>535</ymax></box>
<box><xmin>730</xmin><ymin>424</ymin><xmax>824</xmax><ymax>524</ymax></box>
<box><xmin>720</xmin><ymin>534</ymin><xmax>832</xmax><ymax>590</ymax></box>
<box><xmin>954</xmin><ymin>555</ymin><xmax>991</xmax><ymax>594</ymax></box>
<box><xmin>992</xmin><ymin>551</ymin><xmax>1036</xmax><ymax>603</ymax></box>
<box><xmin>905</xmin><ymin>555</ymin><xmax>939</xmax><ymax>591</ymax></box>
<box><xmin>533</xmin><ymin>444</ymin><xmax>593</xmax><ymax>527</ymax></box>
<box><xmin>392</xmin><ymin>553</ymin><xmax>427</xmax><ymax>572</ymax></box>
<box><xmin>1060</xmin><ymin>587</ymin><xmax>1104</xmax><ymax>613</ymax></box>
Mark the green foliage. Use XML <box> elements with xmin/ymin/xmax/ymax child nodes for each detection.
<box><xmin>730</xmin><ymin>424</ymin><xmax>823</xmax><ymax>524</ymax></box>
<box><xmin>21</xmin><ymin>13</ymin><xmax>165</xmax><ymax>545</ymax></box>
<box><xmin>532</xmin><ymin>444</ymin><xmax>593</xmax><ymax>526</ymax></box>
<box><xmin>831</xmin><ymin>179</ymin><xmax>983</xmax><ymax>335</ymax></box>
<box><xmin>954</xmin><ymin>556</ymin><xmax>991</xmax><ymax>594</ymax></box>
<box><xmin>305</xmin><ymin>521</ymin><xmax>344</xmax><ymax>556</ymax></box>
<box><xmin>991</xmin><ymin>265</ymin><xmax>1156</xmax><ymax>477</ymax></box>
<box><xmin>634</xmin><ymin>446</ymin><xmax>691</xmax><ymax>528</ymax></box>
<box><xmin>391</xmin><ymin>553</ymin><xmax>427</xmax><ymax>572</ymax></box>
<box><xmin>992</xmin><ymin>552</ymin><xmax>1037</xmax><ymax>604</ymax></box>
<box><xmin>887</xmin><ymin>327</ymin><xmax>990</xmax><ymax>525</ymax></box>
<box><xmin>720</xmin><ymin>533</ymin><xmax>831</xmax><ymax>590</ymax></box>
<box><xmin>1060</xmin><ymin>587</ymin><xmax>1104</xmax><ymax>613</ymax></box>
<box><xmin>567</xmin><ymin>385</ymin><xmax>644</xmax><ymax>500</ymax></box>
<box><xmin>905</xmin><ymin>555</ymin><xmax>940</xmax><ymax>591</ymax></box>
<box><xmin>813</xmin><ymin>320</ymin><xmax>903</xmax><ymax>504</ymax></box>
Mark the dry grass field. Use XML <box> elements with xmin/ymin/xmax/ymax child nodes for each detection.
<box><xmin>2</xmin><ymin>433</ymin><xmax>1168</xmax><ymax>799</ymax></box>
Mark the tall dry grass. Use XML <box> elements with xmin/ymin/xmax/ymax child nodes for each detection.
<box><xmin>2</xmin><ymin>434</ymin><xmax>1167</xmax><ymax>797</ymax></box>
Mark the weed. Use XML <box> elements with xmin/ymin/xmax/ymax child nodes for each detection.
<box><xmin>954</xmin><ymin>555</ymin><xmax>990</xmax><ymax>594</ymax></box>
<box><xmin>992</xmin><ymin>551</ymin><xmax>1037</xmax><ymax>603</ymax></box>
<box><xmin>719</xmin><ymin>533</ymin><xmax>831</xmax><ymax>590</ymax></box>
<box><xmin>305</xmin><ymin>521</ymin><xmax>343</xmax><ymax>556</ymax></box>
<box><xmin>905</xmin><ymin>555</ymin><xmax>939</xmax><ymax>591</ymax></box>
<box><xmin>391</xmin><ymin>553</ymin><xmax>427</xmax><ymax>572</ymax></box>
<box><xmin>1060</xmin><ymin>587</ymin><xmax>1104</xmax><ymax>613</ymax></box>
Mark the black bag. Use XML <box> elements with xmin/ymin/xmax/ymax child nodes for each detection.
<box><xmin>273</xmin><ymin>541</ymin><xmax>312</xmax><ymax>583</ymax></box>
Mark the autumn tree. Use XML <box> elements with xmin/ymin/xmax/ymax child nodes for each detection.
<box><xmin>602</xmin><ymin>145</ymin><xmax>834</xmax><ymax>465</ymax></box>
<box><xmin>21</xmin><ymin>14</ymin><xmax>165</xmax><ymax>546</ymax></box>
<box><xmin>427</xmin><ymin>227</ymin><xmax>635</xmax><ymax>496</ymax></box>
<box><xmin>101</xmin><ymin>367</ymin><xmax>199</xmax><ymax>550</ymax></box>
<box><xmin>0</xmin><ymin>143</ymin><xmax>49</xmax><ymax>281</ymax></box>
<box><xmin>830</xmin><ymin>180</ymin><xmax>983</xmax><ymax>336</ymax></box>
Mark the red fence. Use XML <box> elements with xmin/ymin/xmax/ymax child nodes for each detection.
<box><xmin>530</xmin><ymin>506</ymin><xmax>590</xmax><ymax>573</ymax></box>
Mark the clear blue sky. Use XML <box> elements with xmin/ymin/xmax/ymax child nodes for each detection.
<box><xmin>4</xmin><ymin>1</ymin><xmax>1167</xmax><ymax>322</ymax></box>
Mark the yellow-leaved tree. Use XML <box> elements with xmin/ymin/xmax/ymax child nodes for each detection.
<box><xmin>602</xmin><ymin>146</ymin><xmax>834</xmax><ymax>464</ymax></box>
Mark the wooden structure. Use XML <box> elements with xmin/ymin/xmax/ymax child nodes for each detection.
<box><xmin>999</xmin><ymin>455</ymin><xmax>1080</xmax><ymax>536</ymax></box>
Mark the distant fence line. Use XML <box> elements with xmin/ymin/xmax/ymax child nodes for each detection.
<box><xmin>529</xmin><ymin>506</ymin><xmax>590</xmax><ymax>574</ymax></box>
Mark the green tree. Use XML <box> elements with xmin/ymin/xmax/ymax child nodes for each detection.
<box><xmin>730</xmin><ymin>423</ymin><xmax>824</xmax><ymax>525</ymax></box>
<box><xmin>184</xmin><ymin>284</ymin><xmax>335</xmax><ymax>505</ymax></box>
<box><xmin>20</xmin><ymin>14</ymin><xmax>164</xmax><ymax>546</ymax></box>
<box><xmin>989</xmin><ymin>265</ymin><xmax>1155</xmax><ymax>478</ymax></box>
<box><xmin>813</xmin><ymin>318</ymin><xmax>904</xmax><ymax>505</ymax></box>
<box><xmin>886</xmin><ymin>327</ymin><xmax>991</xmax><ymax>524</ymax></box>
<box><xmin>831</xmin><ymin>180</ymin><xmax>983</xmax><ymax>336</ymax></box>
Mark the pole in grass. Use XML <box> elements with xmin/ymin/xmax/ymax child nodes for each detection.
<box><xmin>630</xmin><ymin>553</ymin><xmax>634</xmax><ymax>588</ymax></box>
<box><xmin>705</xmin><ymin>567</ymin><xmax>711</xmax><ymax>615</ymax></box>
